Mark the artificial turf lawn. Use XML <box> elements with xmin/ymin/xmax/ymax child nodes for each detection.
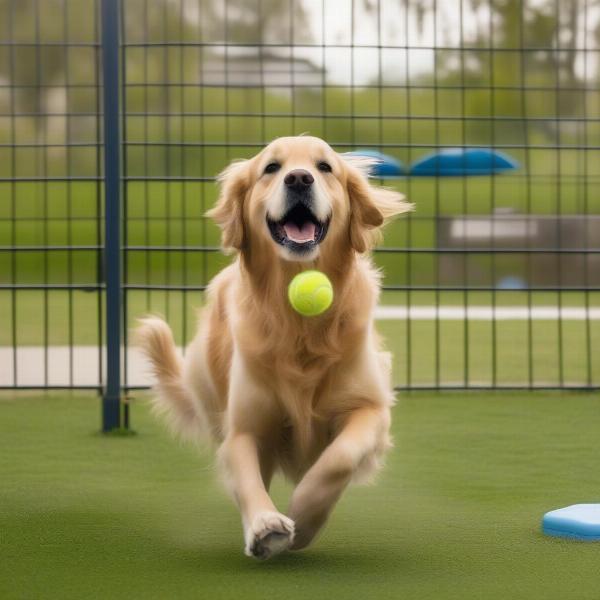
<box><xmin>1</xmin><ymin>392</ymin><xmax>599</xmax><ymax>600</ymax></box>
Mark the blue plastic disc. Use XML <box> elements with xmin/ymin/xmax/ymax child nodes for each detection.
<box><xmin>409</xmin><ymin>147</ymin><xmax>519</xmax><ymax>176</ymax></box>
<box><xmin>345</xmin><ymin>150</ymin><xmax>405</xmax><ymax>178</ymax></box>
<box><xmin>542</xmin><ymin>504</ymin><xmax>600</xmax><ymax>541</ymax></box>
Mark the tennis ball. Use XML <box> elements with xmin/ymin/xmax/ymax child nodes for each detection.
<box><xmin>288</xmin><ymin>270</ymin><xmax>334</xmax><ymax>317</ymax></box>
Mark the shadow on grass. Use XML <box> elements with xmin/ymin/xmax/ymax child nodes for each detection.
<box><xmin>1</xmin><ymin>503</ymin><xmax>452</xmax><ymax>586</ymax></box>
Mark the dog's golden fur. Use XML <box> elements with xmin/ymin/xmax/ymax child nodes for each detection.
<box><xmin>136</xmin><ymin>136</ymin><xmax>411</xmax><ymax>559</ymax></box>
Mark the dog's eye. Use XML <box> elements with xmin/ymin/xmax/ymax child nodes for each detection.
<box><xmin>264</xmin><ymin>162</ymin><xmax>281</xmax><ymax>174</ymax></box>
<box><xmin>317</xmin><ymin>161</ymin><xmax>332</xmax><ymax>173</ymax></box>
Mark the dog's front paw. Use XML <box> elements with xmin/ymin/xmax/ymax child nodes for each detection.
<box><xmin>244</xmin><ymin>511</ymin><xmax>295</xmax><ymax>560</ymax></box>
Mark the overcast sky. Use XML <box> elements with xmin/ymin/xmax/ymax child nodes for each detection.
<box><xmin>303</xmin><ymin>0</ymin><xmax>599</xmax><ymax>83</ymax></box>
<box><xmin>182</xmin><ymin>0</ymin><xmax>599</xmax><ymax>83</ymax></box>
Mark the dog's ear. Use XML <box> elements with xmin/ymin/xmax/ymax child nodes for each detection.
<box><xmin>206</xmin><ymin>160</ymin><xmax>250</xmax><ymax>252</ymax></box>
<box><xmin>343</xmin><ymin>157</ymin><xmax>413</xmax><ymax>253</ymax></box>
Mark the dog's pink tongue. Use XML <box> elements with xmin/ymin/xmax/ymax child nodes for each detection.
<box><xmin>283</xmin><ymin>221</ymin><xmax>316</xmax><ymax>243</ymax></box>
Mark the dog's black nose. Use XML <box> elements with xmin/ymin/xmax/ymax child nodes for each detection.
<box><xmin>284</xmin><ymin>169</ymin><xmax>314</xmax><ymax>191</ymax></box>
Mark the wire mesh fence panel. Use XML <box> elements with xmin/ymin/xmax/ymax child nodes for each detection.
<box><xmin>1</xmin><ymin>0</ymin><xmax>599</xmax><ymax>391</ymax></box>
<box><xmin>0</xmin><ymin>0</ymin><xmax>104</xmax><ymax>389</ymax></box>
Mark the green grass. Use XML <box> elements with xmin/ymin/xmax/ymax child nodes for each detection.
<box><xmin>387</xmin><ymin>318</ymin><xmax>600</xmax><ymax>387</ymax></box>
<box><xmin>1</xmin><ymin>392</ymin><xmax>600</xmax><ymax>599</ymax></box>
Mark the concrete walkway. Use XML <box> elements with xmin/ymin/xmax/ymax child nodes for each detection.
<box><xmin>0</xmin><ymin>345</ymin><xmax>154</xmax><ymax>388</ymax></box>
<box><xmin>374</xmin><ymin>305</ymin><xmax>600</xmax><ymax>320</ymax></box>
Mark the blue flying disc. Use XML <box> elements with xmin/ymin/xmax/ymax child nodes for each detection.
<box><xmin>346</xmin><ymin>150</ymin><xmax>405</xmax><ymax>178</ymax></box>
<box><xmin>409</xmin><ymin>148</ymin><xmax>519</xmax><ymax>176</ymax></box>
<box><xmin>542</xmin><ymin>504</ymin><xmax>600</xmax><ymax>541</ymax></box>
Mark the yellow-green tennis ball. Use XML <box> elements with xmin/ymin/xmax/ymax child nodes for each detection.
<box><xmin>288</xmin><ymin>270</ymin><xmax>334</xmax><ymax>317</ymax></box>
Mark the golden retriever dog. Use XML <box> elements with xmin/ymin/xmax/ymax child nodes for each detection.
<box><xmin>136</xmin><ymin>135</ymin><xmax>411</xmax><ymax>559</ymax></box>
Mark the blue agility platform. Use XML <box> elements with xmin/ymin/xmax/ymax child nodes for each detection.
<box><xmin>345</xmin><ymin>149</ymin><xmax>405</xmax><ymax>178</ymax></box>
<box><xmin>409</xmin><ymin>147</ymin><xmax>519</xmax><ymax>176</ymax></box>
<box><xmin>542</xmin><ymin>504</ymin><xmax>600</xmax><ymax>541</ymax></box>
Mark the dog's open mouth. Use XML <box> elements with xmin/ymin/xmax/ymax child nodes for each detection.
<box><xmin>267</xmin><ymin>203</ymin><xmax>330</xmax><ymax>253</ymax></box>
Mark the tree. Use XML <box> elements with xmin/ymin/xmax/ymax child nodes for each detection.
<box><xmin>0</xmin><ymin>0</ymin><xmax>312</xmax><ymax>118</ymax></box>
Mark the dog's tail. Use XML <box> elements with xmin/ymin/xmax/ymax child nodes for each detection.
<box><xmin>134</xmin><ymin>316</ymin><xmax>206</xmax><ymax>443</ymax></box>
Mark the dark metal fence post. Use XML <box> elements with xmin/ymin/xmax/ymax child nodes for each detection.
<box><xmin>101</xmin><ymin>0</ymin><xmax>122</xmax><ymax>431</ymax></box>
